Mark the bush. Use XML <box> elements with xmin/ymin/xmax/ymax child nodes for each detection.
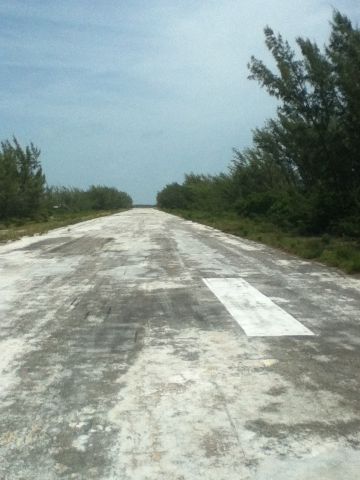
<box><xmin>268</xmin><ymin>192</ymin><xmax>312</xmax><ymax>232</ymax></box>
<box><xmin>46</xmin><ymin>185</ymin><xmax>132</xmax><ymax>212</ymax></box>
<box><xmin>235</xmin><ymin>192</ymin><xmax>277</xmax><ymax>217</ymax></box>
<box><xmin>331</xmin><ymin>216</ymin><xmax>360</xmax><ymax>237</ymax></box>
<box><xmin>156</xmin><ymin>183</ymin><xmax>192</xmax><ymax>209</ymax></box>
<box><xmin>0</xmin><ymin>137</ymin><xmax>46</xmax><ymax>220</ymax></box>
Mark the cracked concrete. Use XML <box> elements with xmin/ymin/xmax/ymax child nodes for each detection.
<box><xmin>0</xmin><ymin>208</ymin><xmax>359</xmax><ymax>479</ymax></box>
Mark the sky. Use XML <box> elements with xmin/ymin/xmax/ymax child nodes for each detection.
<box><xmin>1</xmin><ymin>1</ymin><xmax>359</xmax><ymax>204</ymax></box>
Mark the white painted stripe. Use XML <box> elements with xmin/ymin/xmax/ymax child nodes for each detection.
<box><xmin>203</xmin><ymin>278</ymin><xmax>314</xmax><ymax>337</ymax></box>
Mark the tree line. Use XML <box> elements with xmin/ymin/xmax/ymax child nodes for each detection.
<box><xmin>0</xmin><ymin>137</ymin><xmax>132</xmax><ymax>221</ymax></box>
<box><xmin>47</xmin><ymin>185</ymin><xmax>132</xmax><ymax>213</ymax></box>
<box><xmin>157</xmin><ymin>11</ymin><xmax>360</xmax><ymax>237</ymax></box>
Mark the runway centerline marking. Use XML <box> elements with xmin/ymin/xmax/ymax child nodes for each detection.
<box><xmin>203</xmin><ymin>278</ymin><xmax>314</xmax><ymax>337</ymax></box>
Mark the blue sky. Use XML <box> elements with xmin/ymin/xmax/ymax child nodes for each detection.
<box><xmin>1</xmin><ymin>1</ymin><xmax>359</xmax><ymax>203</ymax></box>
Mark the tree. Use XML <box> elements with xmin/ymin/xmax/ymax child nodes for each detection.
<box><xmin>247</xmin><ymin>11</ymin><xmax>360</xmax><ymax>230</ymax></box>
<box><xmin>46</xmin><ymin>185</ymin><xmax>132</xmax><ymax>212</ymax></box>
<box><xmin>157</xmin><ymin>11</ymin><xmax>360</xmax><ymax>235</ymax></box>
<box><xmin>87</xmin><ymin>185</ymin><xmax>132</xmax><ymax>210</ymax></box>
<box><xmin>156</xmin><ymin>183</ymin><xmax>191</xmax><ymax>209</ymax></box>
<box><xmin>0</xmin><ymin>137</ymin><xmax>46</xmax><ymax>219</ymax></box>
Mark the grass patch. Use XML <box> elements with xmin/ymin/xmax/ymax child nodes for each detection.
<box><xmin>165</xmin><ymin>209</ymin><xmax>360</xmax><ymax>274</ymax></box>
<box><xmin>0</xmin><ymin>210</ymin><xmax>126</xmax><ymax>244</ymax></box>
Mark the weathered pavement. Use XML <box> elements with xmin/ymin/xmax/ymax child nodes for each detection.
<box><xmin>0</xmin><ymin>208</ymin><xmax>360</xmax><ymax>479</ymax></box>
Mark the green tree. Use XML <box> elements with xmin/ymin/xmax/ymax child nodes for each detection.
<box><xmin>46</xmin><ymin>185</ymin><xmax>132</xmax><ymax>212</ymax></box>
<box><xmin>247</xmin><ymin>11</ymin><xmax>360</xmax><ymax>230</ymax></box>
<box><xmin>87</xmin><ymin>185</ymin><xmax>132</xmax><ymax>210</ymax></box>
<box><xmin>0</xmin><ymin>137</ymin><xmax>46</xmax><ymax>219</ymax></box>
<box><xmin>156</xmin><ymin>182</ymin><xmax>191</xmax><ymax>209</ymax></box>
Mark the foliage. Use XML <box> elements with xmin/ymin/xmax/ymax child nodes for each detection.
<box><xmin>0</xmin><ymin>137</ymin><xmax>133</xmax><ymax>222</ymax></box>
<box><xmin>0</xmin><ymin>137</ymin><xmax>46</xmax><ymax>219</ymax></box>
<box><xmin>246</xmin><ymin>11</ymin><xmax>360</xmax><ymax>231</ymax></box>
<box><xmin>46</xmin><ymin>185</ymin><xmax>132</xmax><ymax>212</ymax></box>
<box><xmin>87</xmin><ymin>185</ymin><xmax>132</xmax><ymax>210</ymax></box>
<box><xmin>156</xmin><ymin>182</ymin><xmax>192</xmax><ymax>209</ymax></box>
<box><xmin>157</xmin><ymin>11</ymin><xmax>360</xmax><ymax>239</ymax></box>
<box><xmin>157</xmin><ymin>174</ymin><xmax>235</xmax><ymax>212</ymax></box>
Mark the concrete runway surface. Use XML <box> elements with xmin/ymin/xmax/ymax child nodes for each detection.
<box><xmin>0</xmin><ymin>208</ymin><xmax>360</xmax><ymax>479</ymax></box>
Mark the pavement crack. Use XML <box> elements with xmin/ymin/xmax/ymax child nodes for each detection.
<box><xmin>211</xmin><ymin>380</ymin><xmax>247</xmax><ymax>461</ymax></box>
